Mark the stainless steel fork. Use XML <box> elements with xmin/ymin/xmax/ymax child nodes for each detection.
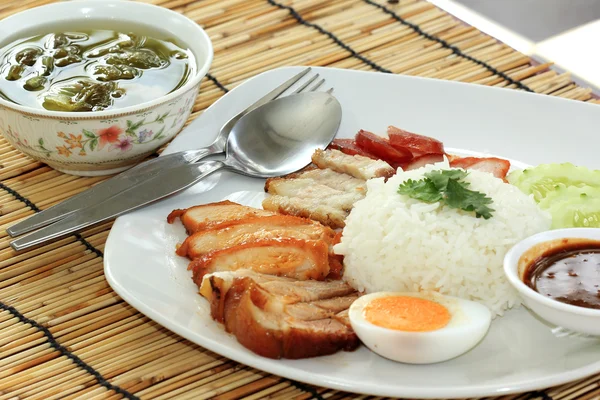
<box><xmin>7</xmin><ymin>67</ymin><xmax>329</xmax><ymax>237</ymax></box>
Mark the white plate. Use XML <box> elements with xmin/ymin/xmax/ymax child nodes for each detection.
<box><xmin>104</xmin><ymin>66</ymin><xmax>600</xmax><ymax>398</ymax></box>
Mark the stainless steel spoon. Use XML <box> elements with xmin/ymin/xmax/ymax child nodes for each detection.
<box><xmin>6</xmin><ymin>67</ymin><xmax>315</xmax><ymax>237</ymax></box>
<box><xmin>10</xmin><ymin>91</ymin><xmax>342</xmax><ymax>251</ymax></box>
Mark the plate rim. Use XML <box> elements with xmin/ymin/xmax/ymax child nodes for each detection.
<box><xmin>104</xmin><ymin>66</ymin><xmax>600</xmax><ymax>398</ymax></box>
<box><xmin>105</xmin><ymin>237</ymin><xmax>600</xmax><ymax>398</ymax></box>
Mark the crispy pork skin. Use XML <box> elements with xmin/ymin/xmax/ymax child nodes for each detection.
<box><xmin>199</xmin><ymin>271</ymin><xmax>359</xmax><ymax>359</ymax></box>
<box><xmin>265</xmin><ymin>168</ymin><xmax>367</xmax><ymax>194</ymax></box>
<box><xmin>262</xmin><ymin>168</ymin><xmax>367</xmax><ymax>229</ymax></box>
<box><xmin>264</xmin><ymin>178</ymin><xmax>364</xmax><ymax>211</ymax></box>
<box><xmin>189</xmin><ymin>238</ymin><xmax>330</xmax><ymax>285</ymax></box>
<box><xmin>167</xmin><ymin>200</ymin><xmax>274</xmax><ymax>234</ymax></box>
<box><xmin>176</xmin><ymin>215</ymin><xmax>335</xmax><ymax>259</ymax></box>
<box><xmin>311</xmin><ymin>149</ymin><xmax>394</xmax><ymax>180</ymax></box>
<box><xmin>262</xmin><ymin>195</ymin><xmax>348</xmax><ymax>229</ymax></box>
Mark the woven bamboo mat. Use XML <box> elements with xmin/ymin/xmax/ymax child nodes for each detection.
<box><xmin>1</xmin><ymin>0</ymin><xmax>599</xmax><ymax>399</ymax></box>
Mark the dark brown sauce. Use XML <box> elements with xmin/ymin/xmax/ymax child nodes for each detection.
<box><xmin>524</xmin><ymin>240</ymin><xmax>600</xmax><ymax>309</ymax></box>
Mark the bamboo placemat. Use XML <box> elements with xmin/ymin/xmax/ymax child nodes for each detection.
<box><xmin>1</xmin><ymin>0</ymin><xmax>599</xmax><ymax>399</ymax></box>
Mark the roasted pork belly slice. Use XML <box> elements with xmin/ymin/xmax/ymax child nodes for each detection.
<box><xmin>264</xmin><ymin>178</ymin><xmax>364</xmax><ymax>211</ymax></box>
<box><xmin>262</xmin><ymin>168</ymin><xmax>367</xmax><ymax>230</ymax></box>
<box><xmin>200</xmin><ymin>270</ymin><xmax>356</xmax><ymax>306</ymax></box>
<box><xmin>311</xmin><ymin>149</ymin><xmax>394</xmax><ymax>180</ymax></box>
<box><xmin>301</xmin><ymin>168</ymin><xmax>367</xmax><ymax>192</ymax></box>
<box><xmin>199</xmin><ymin>271</ymin><xmax>359</xmax><ymax>359</ymax></box>
<box><xmin>260</xmin><ymin>152</ymin><xmax>388</xmax><ymax>231</ymax></box>
<box><xmin>285</xmin><ymin>295</ymin><xmax>359</xmax><ymax>320</ymax></box>
<box><xmin>200</xmin><ymin>271</ymin><xmax>357</xmax><ymax>323</ymax></box>
<box><xmin>309</xmin><ymin>295</ymin><xmax>359</xmax><ymax>313</ymax></box>
<box><xmin>176</xmin><ymin>215</ymin><xmax>335</xmax><ymax>259</ymax></box>
<box><xmin>266</xmin><ymin>168</ymin><xmax>366</xmax><ymax>193</ymax></box>
<box><xmin>189</xmin><ymin>238</ymin><xmax>330</xmax><ymax>285</ymax></box>
<box><xmin>334</xmin><ymin>309</ymin><xmax>352</xmax><ymax>327</ymax></box>
<box><xmin>262</xmin><ymin>195</ymin><xmax>348</xmax><ymax>229</ymax></box>
<box><xmin>167</xmin><ymin>200</ymin><xmax>274</xmax><ymax>234</ymax></box>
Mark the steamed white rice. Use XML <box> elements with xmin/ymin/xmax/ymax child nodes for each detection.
<box><xmin>334</xmin><ymin>159</ymin><xmax>550</xmax><ymax>317</ymax></box>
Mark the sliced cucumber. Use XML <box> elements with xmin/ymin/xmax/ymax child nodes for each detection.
<box><xmin>538</xmin><ymin>185</ymin><xmax>600</xmax><ymax>229</ymax></box>
<box><xmin>507</xmin><ymin>163</ymin><xmax>600</xmax><ymax>201</ymax></box>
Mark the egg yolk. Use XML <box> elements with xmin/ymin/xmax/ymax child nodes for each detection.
<box><xmin>364</xmin><ymin>296</ymin><xmax>451</xmax><ymax>332</ymax></box>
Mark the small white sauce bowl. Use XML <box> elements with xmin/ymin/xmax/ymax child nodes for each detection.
<box><xmin>0</xmin><ymin>0</ymin><xmax>213</xmax><ymax>176</ymax></box>
<box><xmin>504</xmin><ymin>228</ymin><xmax>600</xmax><ymax>336</ymax></box>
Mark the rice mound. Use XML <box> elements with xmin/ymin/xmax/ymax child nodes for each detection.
<box><xmin>334</xmin><ymin>159</ymin><xmax>551</xmax><ymax>317</ymax></box>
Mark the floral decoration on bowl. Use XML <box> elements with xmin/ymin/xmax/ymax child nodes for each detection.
<box><xmin>0</xmin><ymin>88</ymin><xmax>198</xmax><ymax>176</ymax></box>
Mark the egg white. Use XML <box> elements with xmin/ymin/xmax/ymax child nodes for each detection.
<box><xmin>349</xmin><ymin>291</ymin><xmax>492</xmax><ymax>364</ymax></box>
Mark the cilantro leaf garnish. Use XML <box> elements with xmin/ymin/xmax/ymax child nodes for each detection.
<box><xmin>444</xmin><ymin>178</ymin><xmax>494</xmax><ymax>219</ymax></box>
<box><xmin>425</xmin><ymin>169</ymin><xmax>467</xmax><ymax>190</ymax></box>
<box><xmin>397</xmin><ymin>170</ymin><xmax>495</xmax><ymax>219</ymax></box>
<box><xmin>397</xmin><ymin>178</ymin><xmax>442</xmax><ymax>202</ymax></box>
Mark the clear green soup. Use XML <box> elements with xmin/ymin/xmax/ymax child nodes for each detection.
<box><xmin>0</xmin><ymin>30</ymin><xmax>195</xmax><ymax>112</ymax></box>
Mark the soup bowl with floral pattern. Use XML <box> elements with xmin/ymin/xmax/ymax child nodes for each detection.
<box><xmin>0</xmin><ymin>0</ymin><xmax>213</xmax><ymax>176</ymax></box>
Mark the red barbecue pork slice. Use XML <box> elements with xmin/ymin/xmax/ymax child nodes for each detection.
<box><xmin>387</xmin><ymin>126</ymin><xmax>445</xmax><ymax>156</ymax></box>
<box><xmin>449</xmin><ymin>156</ymin><xmax>511</xmax><ymax>180</ymax></box>
<box><xmin>402</xmin><ymin>153</ymin><xmax>445</xmax><ymax>171</ymax></box>
<box><xmin>355</xmin><ymin>130</ymin><xmax>413</xmax><ymax>165</ymax></box>
<box><xmin>328</xmin><ymin>138</ymin><xmax>378</xmax><ymax>159</ymax></box>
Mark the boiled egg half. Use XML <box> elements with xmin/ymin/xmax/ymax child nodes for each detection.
<box><xmin>349</xmin><ymin>291</ymin><xmax>492</xmax><ymax>364</ymax></box>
